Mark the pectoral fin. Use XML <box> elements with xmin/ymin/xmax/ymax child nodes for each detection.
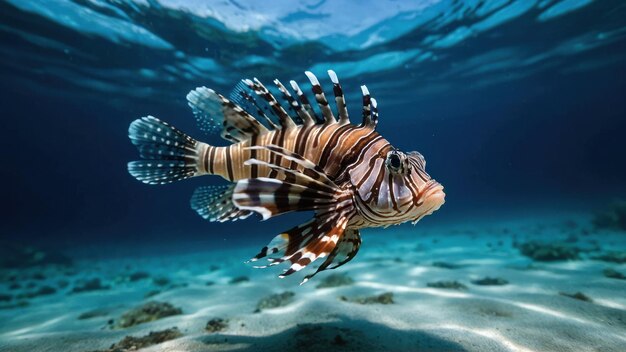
<box><xmin>234</xmin><ymin>144</ymin><xmax>357</xmax><ymax>283</ymax></box>
<box><xmin>232</xmin><ymin>145</ymin><xmax>341</xmax><ymax>220</ymax></box>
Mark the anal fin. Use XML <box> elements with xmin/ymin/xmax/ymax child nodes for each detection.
<box><xmin>301</xmin><ymin>228</ymin><xmax>361</xmax><ymax>284</ymax></box>
<box><xmin>191</xmin><ymin>185</ymin><xmax>252</xmax><ymax>222</ymax></box>
<box><xmin>248</xmin><ymin>210</ymin><xmax>354</xmax><ymax>283</ymax></box>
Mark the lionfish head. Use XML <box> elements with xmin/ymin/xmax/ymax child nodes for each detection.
<box><xmin>391</xmin><ymin>149</ymin><xmax>445</xmax><ymax>224</ymax></box>
<box><xmin>358</xmin><ymin>148</ymin><xmax>445</xmax><ymax>226</ymax></box>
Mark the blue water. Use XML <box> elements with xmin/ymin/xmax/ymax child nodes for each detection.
<box><xmin>1</xmin><ymin>1</ymin><xmax>626</xmax><ymax>351</ymax></box>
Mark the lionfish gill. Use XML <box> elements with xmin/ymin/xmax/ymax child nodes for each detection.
<box><xmin>128</xmin><ymin>70</ymin><xmax>445</xmax><ymax>284</ymax></box>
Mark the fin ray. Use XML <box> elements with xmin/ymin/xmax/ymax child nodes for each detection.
<box><xmin>273</xmin><ymin>79</ymin><xmax>307</xmax><ymax>125</ymax></box>
<box><xmin>244</xmin><ymin>78</ymin><xmax>297</xmax><ymax>129</ymax></box>
<box><xmin>327</xmin><ymin>70</ymin><xmax>350</xmax><ymax>125</ymax></box>
<box><xmin>290</xmin><ymin>80</ymin><xmax>320</xmax><ymax>124</ymax></box>
<box><xmin>247</xmin><ymin>145</ymin><xmax>336</xmax><ymax>186</ymax></box>
<box><xmin>301</xmin><ymin>228</ymin><xmax>361</xmax><ymax>284</ymax></box>
<box><xmin>191</xmin><ymin>185</ymin><xmax>252</xmax><ymax>222</ymax></box>
<box><xmin>232</xmin><ymin>178</ymin><xmax>337</xmax><ymax>220</ymax></box>
<box><xmin>230</xmin><ymin>80</ymin><xmax>279</xmax><ymax>130</ymax></box>
<box><xmin>248</xmin><ymin>213</ymin><xmax>353</xmax><ymax>282</ymax></box>
<box><xmin>305</xmin><ymin>71</ymin><xmax>336</xmax><ymax>124</ymax></box>
<box><xmin>128</xmin><ymin>116</ymin><xmax>201</xmax><ymax>184</ymax></box>
<box><xmin>187</xmin><ymin>86</ymin><xmax>268</xmax><ymax>143</ymax></box>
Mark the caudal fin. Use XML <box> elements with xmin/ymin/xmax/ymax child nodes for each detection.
<box><xmin>128</xmin><ymin>116</ymin><xmax>202</xmax><ymax>185</ymax></box>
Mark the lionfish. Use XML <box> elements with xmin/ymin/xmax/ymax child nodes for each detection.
<box><xmin>128</xmin><ymin>70</ymin><xmax>445</xmax><ymax>284</ymax></box>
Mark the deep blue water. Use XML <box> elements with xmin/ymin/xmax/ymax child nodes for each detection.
<box><xmin>1</xmin><ymin>0</ymin><xmax>625</xmax><ymax>248</ymax></box>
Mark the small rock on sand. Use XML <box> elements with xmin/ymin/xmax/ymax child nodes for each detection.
<box><xmin>316</xmin><ymin>273</ymin><xmax>354</xmax><ymax>289</ymax></box>
<box><xmin>205</xmin><ymin>318</ymin><xmax>228</xmax><ymax>333</ymax></box>
<box><xmin>427</xmin><ymin>280</ymin><xmax>468</xmax><ymax>290</ymax></box>
<box><xmin>592</xmin><ymin>200</ymin><xmax>626</xmax><ymax>231</ymax></box>
<box><xmin>128</xmin><ymin>271</ymin><xmax>150</xmax><ymax>282</ymax></box>
<box><xmin>603</xmin><ymin>268</ymin><xmax>626</xmax><ymax>280</ymax></box>
<box><xmin>115</xmin><ymin>301</ymin><xmax>182</xmax><ymax>328</ymax></box>
<box><xmin>559</xmin><ymin>291</ymin><xmax>592</xmax><ymax>302</ymax></box>
<box><xmin>592</xmin><ymin>251</ymin><xmax>626</xmax><ymax>264</ymax></box>
<box><xmin>144</xmin><ymin>290</ymin><xmax>161</xmax><ymax>298</ymax></box>
<box><xmin>515</xmin><ymin>241</ymin><xmax>580</xmax><ymax>261</ymax></box>
<box><xmin>91</xmin><ymin>328</ymin><xmax>183</xmax><ymax>351</ymax></box>
<box><xmin>152</xmin><ymin>277</ymin><xmax>170</xmax><ymax>287</ymax></box>
<box><xmin>16</xmin><ymin>285</ymin><xmax>57</xmax><ymax>299</ymax></box>
<box><xmin>78</xmin><ymin>308</ymin><xmax>111</xmax><ymax>320</ymax></box>
<box><xmin>471</xmin><ymin>277</ymin><xmax>509</xmax><ymax>286</ymax></box>
<box><xmin>339</xmin><ymin>292</ymin><xmax>394</xmax><ymax>305</ymax></box>
<box><xmin>71</xmin><ymin>278</ymin><xmax>110</xmax><ymax>293</ymax></box>
<box><xmin>432</xmin><ymin>261</ymin><xmax>463</xmax><ymax>269</ymax></box>
<box><xmin>254</xmin><ymin>291</ymin><xmax>295</xmax><ymax>312</ymax></box>
<box><xmin>229</xmin><ymin>276</ymin><xmax>249</xmax><ymax>284</ymax></box>
<box><xmin>0</xmin><ymin>244</ymin><xmax>73</xmax><ymax>269</ymax></box>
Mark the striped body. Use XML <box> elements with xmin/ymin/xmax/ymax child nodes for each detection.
<box><xmin>128</xmin><ymin>70</ymin><xmax>445</xmax><ymax>283</ymax></box>
<box><xmin>197</xmin><ymin>123</ymin><xmax>376</xmax><ymax>183</ymax></box>
<box><xmin>196</xmin><ymin>123</ymin><xmax>440</xmax><ymax>229</ymax></box>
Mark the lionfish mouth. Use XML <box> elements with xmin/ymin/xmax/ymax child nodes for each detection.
<box><xmin>412</xmin><ymin>180</ymin><xmax>445</xmax><ymax>225</ymax></box>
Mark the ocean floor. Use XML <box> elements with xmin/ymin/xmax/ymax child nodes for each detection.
<box><xmin>1</xmin><ymin>213</ymin><xmax>625</xmax><ymax>352</ymax></box>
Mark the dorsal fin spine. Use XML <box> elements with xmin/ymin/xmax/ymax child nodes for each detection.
<box><xmin>327</xmin><ymin>70</ymin><xmax>350</xmax><ymax>125</ymax></box>
<box><xmin>304</xmin><ymin>71</ymin><xmax>337</xmax><ymax>125</ymax></box>
<box><xmin>234</xmin><ymin>80</ymin><xmax>279</xmax><ymax>130</ymax></box>
<box><xmin>361</xmin><ymin>85</ymin><xmax>374</xmax><ymax>128</ymax></box>
<box><xmin>370</xmin><ymin>97</ymin><xmax>379</xmax><ymax>126</ymax></box>
<box><xmin>249</xmin><ymin>78</ymin><xmax>296</xmax><ymax>129</ymax></box>
<box><xmin>273</xmin><ymin>79</ymin><xmax>308</xmax><ymax>125</ymax></box>
<box><xmin>289</xmin><ymin>80</ymin><xmax>318</xmax><ymax>126</ymax></box>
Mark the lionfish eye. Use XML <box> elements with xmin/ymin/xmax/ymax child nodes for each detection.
<box><xmin>386</xmin><ymin>151</ymin><xmax>403</xmax><ymax>172</ymax></box>
<box><xmin>389</xmin><ymin>154</ymin><xmax>401</xmax><ymax>168</ymax></box>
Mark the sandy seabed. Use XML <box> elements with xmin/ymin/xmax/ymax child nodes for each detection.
<box><xmin>1</xmin><ymin>214</ymin><xmax>625</xmax><ymax>352</ymax></box>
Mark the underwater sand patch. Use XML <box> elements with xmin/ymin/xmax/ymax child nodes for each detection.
<box><xmin>477</xmin><ymin>306</ymin><xmax>513</xmax><ymax>318</ymax></box>
<box><xmin>339</xmin><ymin>292</ymin><xmax>394</xmax><ymax>305</ymax></box>
<box><xmin>115</xmin><ymin>301</ymin><xmax>182</xmax><ymax>328</ymax></box>
<box><xmin>293</xmin><ymin>324</ymin><xmax>361</xmax><ymax>350</ymax></box>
